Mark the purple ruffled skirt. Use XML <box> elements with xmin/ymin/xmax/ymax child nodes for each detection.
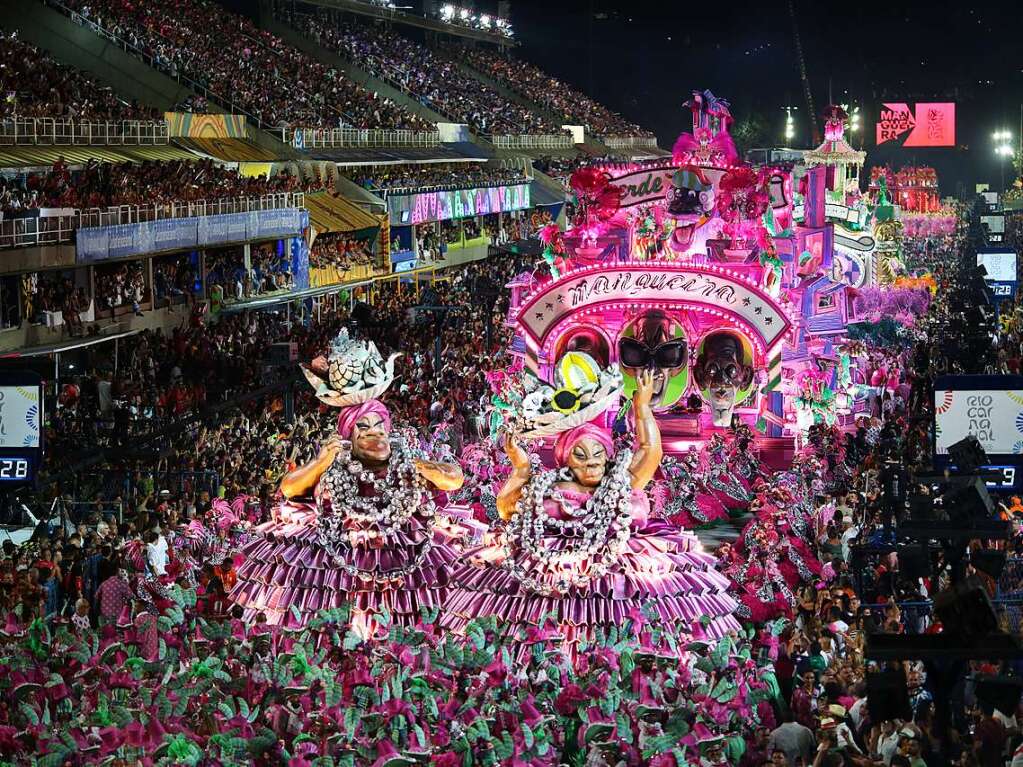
<box><xmin>440</xmin><ymin>517</ymin><xmax>741</xmax><ymax>646</ymax></box>
<box><xmin>230</xmin><ymin>501</ymin><xmax>461</xmax><ymax>632</ymax></box>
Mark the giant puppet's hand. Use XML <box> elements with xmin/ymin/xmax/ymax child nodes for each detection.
<box><xmin>496</xmin><ymin>432</ymin><xmax>532</xmax><ymax>521</ymax></box>
<box><xmin>414</xmin><ymin>459</ymin><xmax>464</xmax><ymax>492</ymax></box>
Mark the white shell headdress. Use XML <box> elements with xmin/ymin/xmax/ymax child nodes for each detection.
<box><xmin>302</xmin><ymin>329</ymin><xmax>400</xmax><ymax>407</ymax></box>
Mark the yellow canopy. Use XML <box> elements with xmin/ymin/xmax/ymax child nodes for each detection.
<box><xmin>0</xmin><ymin>144</ymin><xmax>197</xmax><ymax>168</ymax></box>
<box><xmin>304</xmin><ymin>191</ymin><xmax>381</xmax><ymax>236</ymax></box>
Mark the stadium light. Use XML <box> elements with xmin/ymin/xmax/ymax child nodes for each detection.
<box><xmin>440</xmin><ymin>4</ymin><xmax>454</xmax><ymax>18</ymax></box>
<box><xmin>480</xmin><ymin>14</ymin><xmax>491</xmax><ymax>26</ymax></box>
<box><xmin>459</xmin><ymin>7</ymin><xmax>470</xmax><ymax>19</ymax></box>
<box><xmin>850</xmin><ymin>106</ymin><xmax>861</xmax><ymax>132</ymax></box>
<box><xmin>784</xmin><ymin>107</ymin><xmax>796</xmax><ymax>142</ymax></box>
<box><xmin>994</xmin><ymin>130</ymin><xmax>1014</xmax><ymax>158</ymax></box>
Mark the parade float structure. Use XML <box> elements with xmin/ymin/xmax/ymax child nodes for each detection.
<box><xmin>505</xmin><ymin>92</ymin><xmax>862</xmax><ymax>453</ymax></box>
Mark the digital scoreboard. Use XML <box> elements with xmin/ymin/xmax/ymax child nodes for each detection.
<box><xmin>0</xmin><ymin>372</ymin><xmax>43</xmax><ymax>487</ymax></box>
<box><xmin>934</xmin><ymin>375</ymin><xmax>1023</xmax><ymax>493</ymax></box>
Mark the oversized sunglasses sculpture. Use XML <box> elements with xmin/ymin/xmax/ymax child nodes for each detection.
<box><xmin>617</xmin><ymin>338</ymin><xmax>688</xmax><ymax>371</ymax></box>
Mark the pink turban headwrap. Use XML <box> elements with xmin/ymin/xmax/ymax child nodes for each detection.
<box><xmin>336</xmin><ymin>399</ymin><xmax>391</xmax><ymax>439</ymax></box>
<box><xmin>552</xmin><ymin>423</ymin><xmax>615</xmax><ymax>467</ymax></box>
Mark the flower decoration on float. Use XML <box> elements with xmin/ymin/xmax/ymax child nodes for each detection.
<box><xmin>716</xmin><ymin>166</ymin><xmax>771</xmax><ymax>250</ymax></box>
<box><xmin>301</xmin><ymin>328</ymin><xmax>400</xmax><ymax>407</ymax></box>
<box><xmin>487</xmin><ymin>352</ymin><xmax>623</xmax><ymax>439</ymax></box>
<box><xmin>569</xmin><ymin>166</ymin><xmax>623</xmax><ymax>227</ymax></box>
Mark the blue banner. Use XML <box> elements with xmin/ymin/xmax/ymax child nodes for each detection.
<box><xmin>249</xmin><ymin>208</ymin><xmax>305</xmax><ymax>241</ymax></box>
<box><xmin>78</xmin><ymin>209</ymin><xmax>306</xmax><ymax>263</ymax></box>
<box><xmin>76</xmin><ymin>227</ymin><xmax>109</xmax><ymax>263</ymax></box>
<box><xmin>151</xmin><ymin>218</ymin><xmax>197</xmax><ymax>253</ymax></box>
<box><xmin>290</xmin><ymin>235</ymin><xmax>310</xmax><ymax>291</ymax></box>
<box><xmin>106</xmin><ymin>223</ymin><xmax>140</xmax><ymax>260</ymax></box>
<box><xmin>197</xmin><ymin>213</ymin><xmax>248</xmax><ymax>246</ymax></box>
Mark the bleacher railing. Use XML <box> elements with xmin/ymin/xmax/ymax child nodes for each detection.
<box><xmin>0</xmin><ymin>117</ymin><xmax>170</xmax><ymax>146</ymax></box>
<box><xmin>0</xmin><ymin>192</ymin><xmax>304</xmax><ymax>250</ymax></box>
<box><xmin>281</xmin><ymin>127</ymin><xmax>440</xmax><ymax>149</ymax></box>
<box><xmin>488</xmin><ymin>134</ymin><xmax>573</xmax><ymax>150</ymax></box>
<box><xmin>601</xmin><ymin>136</ymin><xmax>660</xmax><ymax>150</ymax></box>
<box><xmin>368</xmin><ymin>179</ymin><xmax>528</xmax><ymax>198</ymax></box>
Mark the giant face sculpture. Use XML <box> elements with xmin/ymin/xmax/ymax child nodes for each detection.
<box><xmin>617</xmin><ymin>310</ymin><xmax>689</xmax><ymax>411</ymax></box>
<box><xmin>666</xmin><ymin>167</ymin><xmax>715</xmax><ymax>254</ymax></box>
<box><xmin>694</xmin><ymin>331</ymin><xmax>755</xmax><ymax>427</ymax></box>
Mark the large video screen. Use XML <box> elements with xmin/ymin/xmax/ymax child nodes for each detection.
<box><xmin>977</xmin><ymin>250</ymin><xmax>1016</xmax><ymax>282</ymax></box>
<box><xmin>0</xmin><ymin>385</ymin><xmax>41</xmax><ymax>448</ymax></box>
<box><xmin>876</xmin><ymin>102</ymin><xmax>956</xmax><ymax>147</ymax></box>
<box><xmin>934</xmin><ymin>377</ymin><xmax>1023</xmax><ymax>457</ymax></box>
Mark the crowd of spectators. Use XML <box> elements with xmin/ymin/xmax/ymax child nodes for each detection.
<box><xmin>309</xmin><ymin>231</ymin><xmax>375</xmax><ymax>272</ymax></box>
<box><xmin>353</xmin><ymin>162</ymin><xmax>527</xmax><ymax>193</ymax></box>
<box><xmin>289</xmin><ymin>12</ymin><xmax>558</xmax><ymax>135</ymax></box>
<box><xmin>61</xmin><ymin>0</ymin><xmax>431</xmax><ymax>130</ymax></box>
<box><xmin>454</xmin><ymin>45</ymin><xmax>654</xmax><ymax>138</ymax></box>
<box><xmin>532</xmin><ymin>153</ymin><xmax>624</xmax><ymax>188</ymax></box>
<box><xmin>94</xmin><ymin>259</ymin><xmax>146</xmax><ymax>317</ymax></box>
<box><xmin>153</xmin><ymin>253</ymin><xmax>199</xmax><ymax>305</ymax></box>
<box><xmin>0</xmin><ymin>31</ymin><xmax>160</xmax><ymax>121</ymax></box>
<box><xmin>0</xmin><ymin>158</ymin><xmax>314</xmax><ymax>216</ymax></box>
<box><xmin>204</xmin><ymin>243</ymin><xmax>294</xmax><ymax>303</ymax></box>
<box><xmin>8</xmin><ymin>194</ymin><xmax>1023</xmax><ymax>765</ymax></box>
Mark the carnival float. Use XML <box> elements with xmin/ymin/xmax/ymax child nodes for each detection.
<box><xmin>507</xmin><ymin>92</ymin><xmax>904</xmax><ymax>457</ymax></box>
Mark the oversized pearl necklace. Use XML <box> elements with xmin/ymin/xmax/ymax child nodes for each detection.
<box><xmin>317</xmin><ymin>434</ymin><xmax>436</xmax><ymax>581</ymax></box>
<box><xmin>501</xmin><ymin>449</ymin><xmax>635</xmax><ymax>596</ymax></box>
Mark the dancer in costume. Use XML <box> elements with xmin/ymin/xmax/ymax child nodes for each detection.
<box><xmin>230</xmin><ymin>330</ymin><xmax>466</xmax><ymax>635</ymax></box>
<box><xmin>442</xmin><ymin>356</ymin><xmax>739</xmax><ymax>651</ymax></box>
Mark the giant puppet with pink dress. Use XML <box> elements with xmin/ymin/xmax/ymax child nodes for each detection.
<box><xmin>230</xmin><ymin>330</ymin><xmax>474</xmax><ymax>636</ymax></box>
<box><xmin>441</xmin><ymin>353</ymin><xmax>740</xmax><ymax>652</ymax></box>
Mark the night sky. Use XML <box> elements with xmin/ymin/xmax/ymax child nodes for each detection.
<box><xmin>505</xmin><ymin>0</ymin><xmax>1022</xmax><ymax>195</ymax></box>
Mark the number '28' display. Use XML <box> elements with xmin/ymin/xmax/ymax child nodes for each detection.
<box><xmin>0</xmin><ymin>457</ymin><xmax>31</xmax><ymax>480</ymax></box>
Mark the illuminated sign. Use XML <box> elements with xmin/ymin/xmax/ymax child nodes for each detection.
<box><xmin>516</xmin><ymin>263</ymin><xmax>792</xmax><ymax>352</ymax></box>
<box><xmin>875</xmin><ymin>102</ymin><xmax>955</xmax><ymax>147</ymax></box>
<box><xmin>977</xmin><ymin>250</ymin><xmax>1016</xmax><ymax>283</ymax></box>
<box><xmin>935</xmin><ymin>387</ymin><xmax>1023</xmax><ymax>456</ymax></box>
<box><xmin>386</xmin><ymin>184</ymin><xmax>530</xmax><ymax>225</ymax></box>
<box><xmin>609</xmin><ymin>168</ymin><xmax>674</xmax><ymax>208</ymax></box>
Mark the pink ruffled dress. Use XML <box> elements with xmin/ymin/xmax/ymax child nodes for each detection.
<box><xmin>441</xmin><ymin>487</ymin><xmax>740</xmax><ymax>646</ymax></box>
<box><xmin>230</xmin><ymin>472</ymin><xmax>462</xmax><ymax>631</ymax></box>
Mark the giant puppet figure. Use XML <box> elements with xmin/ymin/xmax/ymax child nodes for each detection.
<box><xmin>617</xmin><ymin>310</ymin><xmax>690</xmax><ymax>411</ymax></box>
<box><xmin>230</xmin><ymin>330</ymin><xmax>467</xmax><ymax>636</ymax></box>
<box><xmin>441</xmin><ymin>353</ymin><xmax>739</xmax><ymax>653</ymax></box>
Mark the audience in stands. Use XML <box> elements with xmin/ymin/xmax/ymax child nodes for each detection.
<box><xmin>0</xmin><ymin>31</ymin><xmax>159</xmax><ymax>121</ymax></box>
<box><xmin>309</xmin><ymin>232</ymin><xmax>376</xmax><ymax>273</ymax></box>
<box><xmin>94</xmin><ymin>259</ymin><xmax>147</xmax><ymax>317</ymax></box>
<box><xmin>533</xmin><ymin>153</ymin><xmax>624</xmax><ymax>188</ymax></box>
<box><xmin>42</xmin><ymin>255</ymin><xmax>528</xmax><ymax>510</ymax></box>
<box><xmin>62</xmin><ymin>0</ymin><xmax>431</xmax><ymax>130</ymax></box>
<box><xmin>0</xmin><ymin>159</ymin><xmax>313</xmax><ymax>215</ymax></box>
<box><xmin>455</xmin><ymin>46</ymin><xmax>653</xmax><ymax>138</ymax></box>
<box><xmin>153</xmin><ymin>254</ymin><xmax>199</xmax><ymax>305</ymax></box>
<box><xmin>203</xmin><ymin>243</ymin><xmax>294</xmax><ymax>302</ymax></box>
<box><xmin>290</xmin><ymin>12</ymin><xmax>557</xmax><ymax>135</ymax></box>
<box><xmin>353</xmin><ymin>163</ymin><xmax>526</xmax><ymax>193</ymax></box>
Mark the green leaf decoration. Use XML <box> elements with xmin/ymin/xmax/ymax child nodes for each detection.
<box><xmin>616</xmin><ymin>712</ymin><xmax>633</xmax><ymax>744</ymax></box>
